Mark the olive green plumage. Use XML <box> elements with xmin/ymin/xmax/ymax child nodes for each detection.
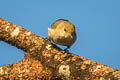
<box><xmin>48</xmin><ymin>19</ymin><xmax>76</xmax><ymax>49</ymax></box>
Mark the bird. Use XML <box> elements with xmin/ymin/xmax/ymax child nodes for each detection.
<box><xmin>48</xmin><ymin>19</ymin><xmax>76</xmax><ymax>50</ymax></box>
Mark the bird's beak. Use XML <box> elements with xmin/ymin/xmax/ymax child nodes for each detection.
<box><xmin>70</xmin><ymin>34</ymin><xmax>73</xmax><ymax>38</ymax></box>
<box><xmin>67</xmin><ymin>33</ymin><xmax>73</xmax><ymax>38</ymax></box>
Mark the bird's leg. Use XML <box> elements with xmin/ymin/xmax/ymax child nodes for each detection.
<box><xmin>45</xmin><ymin>37</ymin><xmax>51</xmax><ymax>41</ymax></box>
<box><xmin>45</xmin><ymin>37</ymin><xmax>63</xmax><ymax>50</ymax></box>
<box><xmin>51</xmin><ymin>43</ymin><xmax>63</xmax><ymax>51</ymax></box>
<box><xmin>65</xmin><ymin>46</ymin><xmax>70</xmax><ymax>50</ymax></box>
<box><xmin>63</xmin><ymin>46</ymin><xmax>70</xmax><ymax>52</ymax></box>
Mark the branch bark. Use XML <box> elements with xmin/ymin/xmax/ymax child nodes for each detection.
<box><xmin>0</xmin><ymin>18</ymin><xmax>120</xmax><ymax>80</ymax></box>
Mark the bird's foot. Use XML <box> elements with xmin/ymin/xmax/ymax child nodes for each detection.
<box><xmin>63</xmin><ymin>46</ymin><xmax>70</xmax><ymax>53</ymax></box>
<box><xmin>45</xmin><ymin>37</ymin><xmax>51</xmax><ymax>41</ymax></box>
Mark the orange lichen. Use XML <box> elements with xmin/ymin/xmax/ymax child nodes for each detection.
<box><xmin>37</xmin><ymin>46</ymin><xmax>42</xmax><ymax>50</ymax></box>
<box><xmin>25</xmin><ymin>39</ymin><xmax>31</xmax><ymax>46</ymax></box>
<box><xmin>91</xmin><ymin>65</ymin><xmax>105</xmax><ymax>76</ymax></box>
<box><xmin>113</xmin><ymin>71</ymin><xmax>120</xmax><ymax>78</ymax></box>
<box><xmin>9</xmin><ymin>58</ymin><xmax>50</xmax><ymax>79</ymax></box>
<box><xmin>29</xmin><ymin>48</ymin><xmax>34</xmax><ymax>52</ymax></box>
<box><xmin>83</xmin><ymin>60</ymin><xmax>91</xmax><ymax>65</ymax></box>
<box><xmin>81</xmin><ymin>64</ymin><xmax>87</xmax><ymax>70</ymax></box>
<box><xmin>78</xmin><ymin>56</ymin><xmax>85</xmax><ymax>60</ymax></box>
<box><xmin>42</xmin><ymin>51</ymin><xmax>52</xmax><ymax>58</ymax></box>
<box><xmin>24</xmin><ymin>53</ymin><xmax>30</xmax><ymax>57</ymax></box>
<box><xmin>84</xmin><ymin>77</ymin><xmax>99</xmax><ymax>80</ymax></box>
<box><xmin>102</xmin><ymin>66</ymin><xmax>114</xmax><ymax>73</ymax></box>
<box><xmin>19</xmin><ymin>33</ymin><xmax>25</xmax><ymax>40</ymax></box>
<box><xmin>51</xmin><ymin>49</ymin><xmax>59</xmax><ymax>54</ymax></box>
<box><xmin>71</xmin><ymin>56</ymin><xmax>78</xmax><ymax>61</ymax></box>
<box><xmin>54</xmin><ymin>54</ymin><xmax>67</xmax><ymax>62</ymax></box>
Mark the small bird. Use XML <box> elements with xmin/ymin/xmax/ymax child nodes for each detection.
<box><xmin>48</xmin><ymin>19</ymin><xmax>76</xmax><ymax>50</ymax></box>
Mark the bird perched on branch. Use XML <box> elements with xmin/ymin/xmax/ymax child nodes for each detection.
<box><xmin>48</xmin><ymin>19</ymin><xmax>76</xmax><ymax>50</ymax></box>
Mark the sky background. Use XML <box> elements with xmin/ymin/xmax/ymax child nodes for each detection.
<box><xmin>0</xmin><ymin>0</ymin><xmax>120</xmax><ymax>70</ymax></box>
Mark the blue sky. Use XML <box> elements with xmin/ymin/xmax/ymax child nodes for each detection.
<box><xmin>0</xmin><ymin>0</ymin><xmax>120</xmax><ymax>69</ymax></box>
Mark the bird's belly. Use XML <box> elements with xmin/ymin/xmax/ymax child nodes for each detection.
<box><xmin>53</xmin><ymin>37</ymin><xmax>75</xmax><ymax>46</ymax></box>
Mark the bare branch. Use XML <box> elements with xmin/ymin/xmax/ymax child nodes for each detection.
<box><xmin>0</xmin><ymin>18</ymin><xmax>120</xmax><ymax>80</ymax></box>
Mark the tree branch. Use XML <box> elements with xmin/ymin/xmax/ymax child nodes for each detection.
<box><xmin>0</xmin><ymin>18</ymin><xmax>120</xmax><ymax>80</ymax></box>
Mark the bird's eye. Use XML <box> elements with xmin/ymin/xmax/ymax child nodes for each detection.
<box><xmin>64</xmin><ymin>29</ymin><xmax>67</xmax><ymax>31</ymax></box>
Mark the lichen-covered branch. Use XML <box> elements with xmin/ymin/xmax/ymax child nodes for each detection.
<box><xmin>0</xmin><ymin>18</ymin><xmax>120</xmax><ymax>80</ymax></box>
